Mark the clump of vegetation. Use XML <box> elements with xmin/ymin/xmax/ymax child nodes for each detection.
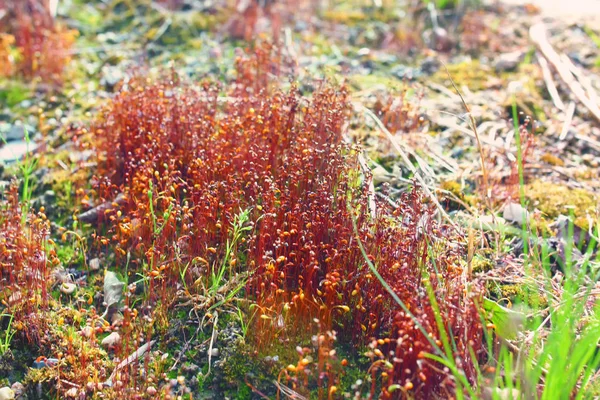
<box><xmin>0</xmin><ymin>0</ymin><xmax>77</xmax><ymax>84</ymax></box>
<box><xmin>526</xmin><ymin>180</ymin><xmax>599</xmax><ymax>230</ymax></box>
<box><xmin>85</xmin><ymin>44</ymin><xmax>485</xmax><ymax>397</ymax></box>
<box><xmin>0</xmin><ymin>182</ymin><xmax>58</xmax><ymax>342</ymax></box>
<box><xmin>374</xmin><ymin>89</ymin><xmax>425</xmax><ymax>134</ymax></box>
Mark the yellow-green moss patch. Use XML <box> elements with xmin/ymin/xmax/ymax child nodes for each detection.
<box><xmin>526</xmin><ymin>181</ymin><xmax>599</xmax><ymax>230</ymax></box>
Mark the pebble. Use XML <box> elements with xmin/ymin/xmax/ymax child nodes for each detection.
<box><xmin>0</xmin><ymin>140</ymin><xmax>39</xmax><ymax>164</ymax></box>
<box><xmin>89</xmin><ymin>258</ymin><xmax>101</xmax><ymax>271</ymax></box>
<box><xmin>80</xmin><ymin>326</ymin><xmax>93</xmax><ymax>338</ymax></box>
<box><xmin>208</xmin><ymin>348</ymin><xmax>219</xmax><ymax>357</ymax></box>
<box><xmin>494</xmin><ymin>51</ymin><xmax>523</xmax><ymax>72</ymax></box>
<box><xmin>101</xmin><ymin>332</ymin><xmax>121</xmax><ymax>347</ymax></box>
<box><xmin>0</xmin><ymin>122</ymin><xmax>28</xmax><ymax>142</ymax></box>
<box><xmin>60</xmin><ymin>282</ymin><xmax>77</xmax><ymax>295</ymax></box>
<box><xmin>9</xmin><ymin>383</ymin><xmax>23</xmax><ymax>397</ymax></box>
<box><xmin>503</xmin><ymin>202</ymin><xmax>529</xmax><ymax>225</ymax></box>
<box><xmin>0</xmin><ymin>387</ymin><xmax>14</xmax><ymax>400</ymax></box>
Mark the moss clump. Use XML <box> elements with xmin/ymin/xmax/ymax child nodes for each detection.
<box><xmin>490</xmin><ymin>283</ymin><xmax>548</xmax><ymax>309</ymax></box>
<box><xmin>541</xmin><ymin>153</ymin><xmax>565</xmax><ymax>167</ymax></box>
<box><xmin>321</xmin><ymin>8</ymin><xmax>398</xmax><ymax>25</ymax></box>
<box><xmin>432</xmin><ymin>60</ymin><xmax>492</xmax><ymax>91</ymax></box>
<box><xmin>493</xmin><ymin>284</ymin><xmax>522</xmax><ymax>300</ymax></box>
<box><xmin>439</xmin><ymin>180</ymin><xmax>475</xmax><ymax>209</ymax></box>
<box><xmin>471</xmin><ymin>254</ymin><xmax>494</xmax><ymax>274</ymax></box>
<box><xmin>526</xmin><ymin>181</ymin><xmax>599</xmax><ymax>230</ymax></box>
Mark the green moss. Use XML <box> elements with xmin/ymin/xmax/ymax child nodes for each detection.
<box><xmin>348</xmin><ymin>74</ymin><xmax>402</xmax><ymax>91</ymax></box>
<box><xmin>321</xmin><ymin>7</ymin><xmax>398</xmax><ymax>25</ymax></box>
<box><xmin>56</xmin><ymin>243</ymin><xmax>76</xmax><ymax>266</ymax></box>
<box><xmin>471</xmin><ymin>254</ymin><xmax>494</xmax><ymax>274</ymax></box>
<box><xmin>432</xmin><ymin>60</ymin><xmax>492</xmax><ymax>91</ymax></box>
<box><xmin>489</xmin><ymin>283</ymin><xmax>548</xmax><ymax>309</ymax></box>
<box><xmin>439</xmin><ymin>180</ymin><xmax>476</xmax><ymax>210</ymax></box>
<box><xmin>541</xmin><ymin>153</ymin><xmax>565</xmax><ymax>167</ymax></box>
<box><xmin>0</xmin><ymin>80</ymin><xmax>32</xmax><ymax>107</ymax></box>
<box><xmin>526</xmin><ymin>181</ymin><xmax>599</xmax><ymax>230</ymax></box>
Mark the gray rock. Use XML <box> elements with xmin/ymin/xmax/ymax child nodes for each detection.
<box><xmin>9</xmin><ymin>382</ymin><xmax>24</xmax><ymax>398</ymax></box>
<box><xmin>0</xmin><ymin>387</ymin><xmax>14</xmax><ymax>400</ymax></box>
<box><xmin>89</xmin><ymin>258</ymin><xmax>101</xmax><ymax>271</ymax></box>
<box><xmin>0</xmin><ymin>140</ymin><xmax>38</xmax><ymax>164</ymax></box>
<box><xmin>495</xmin><ymin>51</ymin><xmax>523</xmax><ymax>72</ymax></box>
<box><xmin>42</xmin><ymin>190</ymin><xmax>56</xmax><ymax>205</ymax></box>
<box><xmin>503</xmin><ymin>202</ymin><xmax>529</xmax><ymax>225</ymax></box>
<box><xmin>101</xmin><ymin>332</ymin><xmax>121</xmax><ymax>347</ymax></box>
<box><xmin>0</xmin><ymin>122</ymin><xmax>34</xmax><ymax>142</ymax></box>
<box><xmin>101</xmin><ymin>66</ymin><xmax>126</xmax><ymax>91</ymax></box>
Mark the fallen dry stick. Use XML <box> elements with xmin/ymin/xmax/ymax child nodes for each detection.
<box><xmin>537</xmin><ymin>55</ymin><xmax>565</xmax><ymax>111</ymax></box>
<box><xmin>530</xmin><ymin>23</ymin><xmax>600</xmax><ymax>123</ymax></box>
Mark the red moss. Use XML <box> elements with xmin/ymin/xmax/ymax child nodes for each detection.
<box><xmin>90</xmin><ymin>44</ymin><xmax>485</xmax><ymax>398</ymax></box>
<box><xmin>0</xmin><ymin>33</ymin><xmax>15</xmax><ymax>77</ymax></box>
<box><xmin>0</xmin><ymin>182</ymin><xmax>57</xmax><ymax>342</ymax></box>
<box><xmin>0</xmin><ymin>0</ymin><xmax>77</xmax><ymax>83</ymax></box>
<box><xmin>374</xmin><ymin>90</ymin><xmax>426</xmax><ymax>134</ymax></box>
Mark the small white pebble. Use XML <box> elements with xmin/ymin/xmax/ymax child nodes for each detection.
<box><xmin>101</xmin><ymin>332</ymin><xmax>121</xmax><ymax>347</ymax></box>
<box><xmin>80</xmin><ymin>326</ymin><xmax>93</xmax><ymax>338</ymax></box>
<box><xmin>60</xmin><ymin>282</ymin><xmax>77</xmax><ymax>294</ymax></box>
<box><xmin>89</xmin><ymin>258</ymin><xmax>101</xmax><ymax>271</ymax></box>
<box><xmin>0</xmin><ymin>387</ymin><xmax>15</xmax><ymax>400</ymax></box>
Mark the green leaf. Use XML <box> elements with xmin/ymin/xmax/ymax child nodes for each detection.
<box><xmin>483</xmin><ymin>298</ymin><xmax>525</xmax><ymax>340</ymax></box>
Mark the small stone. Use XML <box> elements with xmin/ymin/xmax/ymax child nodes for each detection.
<box><xmin>0</xmin><ymin>387</ymin><xmax>14</xmax><ymax>400</ymax></box>
<box><xmin>0</xmin><ymin>122</ymin><xmax>25</xmax><ymax>142</ymax></box>
<box><xmin>0</xmin><ymin>140</ymin><xmax>39</xmax><ymax>164</ymax></box>
<box><xmin>100</xmin><ymin>66</ymin><xmax>126</xmax><ymax>91</ymax></box>
<box><xmin>478</xmin><ymin>215</ymin><xmax>506</xmax><ymax>230</ymax></box>
<box><xmin>60</xmin><ymin>282</ymin><xmax>77</xmax><ymax>294</ymax></box>
<box><xmin>208</xmin><ymin>348</ymin><xmax>219</xmax><ymax>357</ymax></box>
<box><xmin>43</xmin><ymin>190</ymin><xmax>56</xmax><ymax>204</ymax></box>
<box><xmin>101</xmin><ymin>332</ymin><xmax>121</xmax><ymax>347</ymax></box>
<box><xmin>9</xmin><ymin>383</ymin><xmax>23</xmax><ymax>397</ymax></box>
<box><xmin>494</xmin><ymin>51</ymin><xmax>523</xmax><ymax>72</ymax></box>
<box><xmin>424</xmin><ymin>27</ymin><xmax>453</xmax><ymax>52</ymax></box>
<box><xmin>503</xmin><ymin>203</ymin><xmax>529</xmax><ymax>225</ymax></box>
<box><xmin>420</xmin><ymin>57</ymin><xmax>440</xmax><ymax>75</ymax></box>
<box><xmin>89</xmin><ymin>258</ymin><xmax>101</xmax><ymax>271</ymax></box>
<box><xmin>80</xmin><ymin>326</ymin><xmax>93</xmax><ymax>338</ymax></box>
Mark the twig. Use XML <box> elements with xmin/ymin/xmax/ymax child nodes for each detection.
<box><xmin>575</xmin><ymin>133</ymin><xmax>600</xmax><ymax>153</ymax></box>
<box><xmin>537</xmin><ymin>55</ymin><xmax>565</xmax><ymax>111</ymax></box>
<box><xmin>443</xmin><ymin>63</ymin><xmax>490</xmax><ymax>203</ymax></box>
<box><xmin>104</xmin><ymin>340</ymin><xmax>156</xmax><ymax>386</ymax></box>
<box><xmin>358</xmin><ymin>153</ymin><xmax>377</xmax><ymax>219</ymax></box>
<box><xmin>205</xmin><ymin>311</ymin><xmax>218</xmax><ymax>378</ymax></box>
<box><xmin>273</xmin><ymin>380</ymin><xmax>308</xmax><ymax>400</ymax></box>
<box><xmin>425</xmin><ymin>82</ymin><xmax>461</xmax><ymax>101</ymax></box>
<box><xmin>561</xmin><ymin>54</ymin><xmax>600</xmax><ymax>106</ymax></box>
<box><xmin>440</xmin><ymin>120</ymin><xmax>505</xmax><ymax>150</ymax></box>
<box><xmin>357</xmin><ymin>104</ymin><xmax>456</xmax><ymax>227</ymax></box>
<box><xmin>559</xmin><ymin>101</ymin><xmax>575</xmax><ymax>140</ymax></box>
<box><xmin>530</xmin><ymin>23</ymin><xmax>600</xmax><ymax>123</ymax></box>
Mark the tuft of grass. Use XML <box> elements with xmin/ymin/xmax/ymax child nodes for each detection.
<box><xmin>0</xmin><ymin>313</ymin><xmax>16</xmax><ymax>356</ymax></box>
